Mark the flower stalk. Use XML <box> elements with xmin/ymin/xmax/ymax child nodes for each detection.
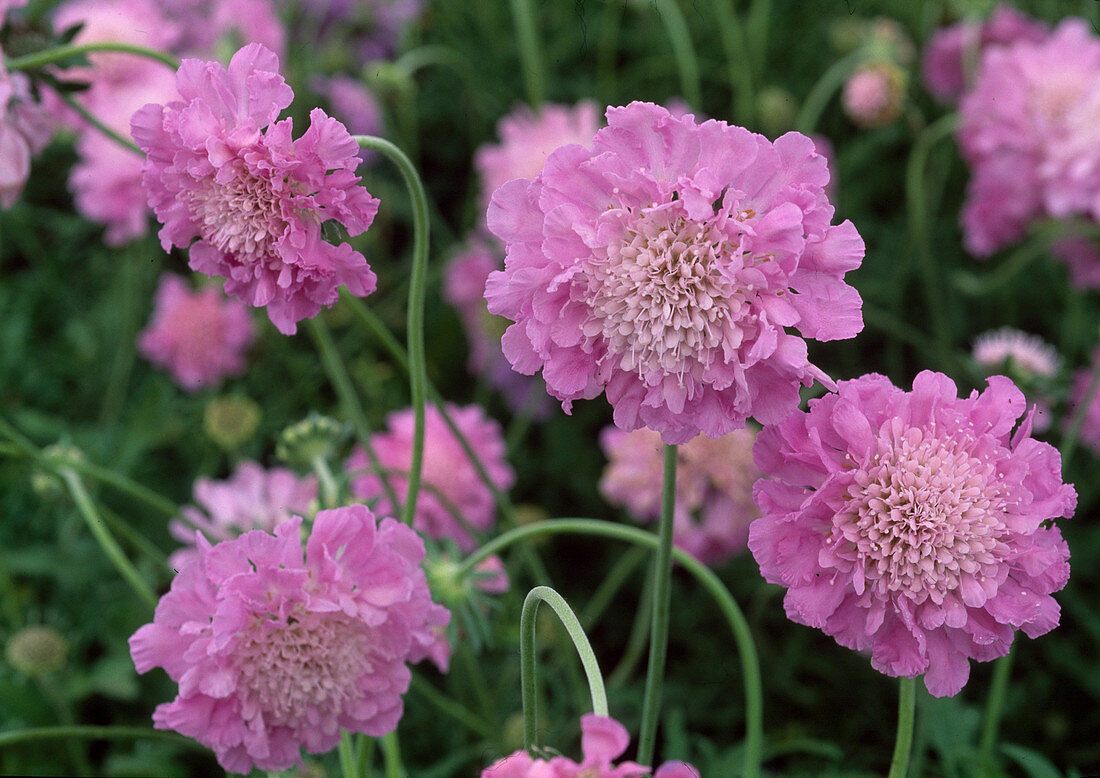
<box><xmin>887</xmin><ymin>677</ymin><xmax>917</xmax><ymax>778</ymax></box>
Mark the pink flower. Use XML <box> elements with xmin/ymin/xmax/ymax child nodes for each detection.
<box><xmin>0</xmin><ymin>49</ymin><xmax>53</xmax><ymax>208</ymax></box>
<box><xmin>1051</xmin><ymin>237</ymin><xmax>1100</xmax><ymax>290</ymax></box>
<box><xmin>345</xmin><ymin>404</ymin><xmax>515</xmax><ymax>551</ymax></box>
<box><xmin>921</xmin><ymin>5</ymin><xmax>1047</xmax><ymax>103</ymax></box>
<box><xmin>482</xmin><ymin>714</ymin><xmax>698</xmax><ymax>777</ymax></box>
<box><xmin>750</xmin><ymin>371</ymin><xmax>1075</xmax><ymax>697</ymax></box>
<box><xmin>1066</xmin><ymin>348</ymin><xmax>1100</xmax><ymax>458</ymax></box>
<box><xmin>957</xmin><ymin>19</ymin><xmax>1100</xmax><ymax>257</ymax></box>
<box><xmin>168</xmin><ymin>461</ymin><xmax>318</xmax><ymax>572</ymax></box>
<box><xmin>53</xmin><ymin>0</ymin><xmax>180</xmax><ymax>87</ymax></box>
<box><xmin>842</xmin><ymin>62</ymin><xmax>905</xmax><ymax>128</ymax></box>
<box><xmin>159</xmin><ymin>0</ymin><xmax>286</xmax><ymax>61</ymax></box>
<box><xmin>138</xmin><ymin>274</ymin><xmax>256</xmax><ymax>392</ymax></box>
<box><xmin>475</xmin><ymin>101</ymin><xmax>602</xmax><ymax>216</ymax></box>
<box><xmin>129</xmin><ymin>504</ymin><xmax>450</xmax><ymax>773</ymax></box>
<box><xmin>973</xmin><ymin>328</ymin><xmax>1059</xmax><ymax>379</ymax></box>
<box><xmin>1</xmin><ymin>0</ymin><xmax>27</xmax><ymax>17</ymax></box>
<box><xmin>313</xmin><ymin>74</ymin><xmax>383</xmax><ymax>138</ymax></box>
<box><xmin>486</xmin><ymin>101</ymin><xmax>864</xmax><ymax>444</ymax></box>
<box><xmin>298</xmin><ymin>0</ymin><xmax>423</xmax><ymax>61</ymax></box>
<box><xmin>600</xmin><ymin>425</ymin><xmax>760</xmax><ymax>565</ymax></box>
<box><xmin>132</xmin><ymin>43</ymin><xmax>379</xmax><ymax>334</ymax></box>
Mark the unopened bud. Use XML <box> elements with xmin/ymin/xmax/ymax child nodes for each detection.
<box><xmin>203</xmin><ymin>396</ymin><xmax>261</xmax><ymax>451</ymax></box>
<box><xmin>276</xmin><ymin>413</ymin><xmax>349</xmax><ymax>468</ymax></box>
<box><xmin>6</xmin><ymin>625</ymin><xmax>68</xmax><ymax>675</ymax></box>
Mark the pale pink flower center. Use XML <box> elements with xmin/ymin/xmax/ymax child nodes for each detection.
<box><xmin>832</xmin><ymin>422</ymin><xmax>1008</xmax><ymax>604</ymax></box>
<box><xmin>236</xmin><ymin>610</ymin><xmax>370</xmax><ymax>724</ymax></box>
<box><xmin>585</xmin><ymin>210</ymin><xmax>747</xmax><ymax>381</ymax></box>
<box><xmin>188</xmin><ymin>167</ymin><xmax>288</xmax><ymax>263</ymax></box>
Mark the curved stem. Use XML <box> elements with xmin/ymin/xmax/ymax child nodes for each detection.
<box><xmin>887</xmin><ymin>677</ymin><xmax>917</xmax><ymax>778</ymax></box>
<box><xmin>409</xmin><ymin>674</ymin><xmax>495</xmax><ymax>740</ymax></box>
<box><xmin>0</xmin><ymin>725</ymin><xmax>202</xmax><ymax>750</ymax></box>
<box><xmin>713</xmin><ymin>0</ymin><xmax>754</xmax><ymax>124</ymax></box>
<box><xmin>508</xmin><ymin>0</ymin><xmax>546</xmax><ymax>107</ymax></box>
<box><xmin>637</xmin><ymin>445</ymin><xmax>677</xmax><ymax>767</ymax></box>
<box><xmin>56</xmin><ymin>91</ymin><xmax>141</xmax><ymax>155</ymax></box>
<box><xmin>978</xmin><ymin>648</ymin><xmax>1014</xmax><ymax>767</ymax></box>
<box><xmin>354</xmin><ymin>136</ymin><xmax>430</xmax><ymax>529</ymax></box>
<box><xmin>1061</xmin><ymin>353</ymin><xmax>1100</xmax><ymax>464</ymax></box>
<box><xmin>521</xmin><ymin>586</ymin><xmax>609</xmax><ymax>749</ymax></box>
<box><xmin>4</xmin><ymin>42</ymin><xmax>179</xmax><ymax>71</ymax></box>
<box><xmin>460</xmin><ymin>518</ymin><xmax>763</xmax><ymax>778</ymax></box>
<box><xmin>652</xmin><ymin>0</ymin><xmax>702</xmax><ymax>109</ymax></box>
<box><xmin>794</xmin><ymin>50</ymin><xmax>863</xmax><ymax>134</ymax></box>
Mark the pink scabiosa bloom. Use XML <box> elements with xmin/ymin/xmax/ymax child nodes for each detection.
<box><xmin>482</xmin><ymin>714</ymin><xmax>698</xmax><ymax>777</ymax></box>
<box><xmin>0</xmin><ymin>49</ymin><xmax>53</xmax><ymax>208</ymax></box>
<box><xmin>921</xmin><ymin>5</ymin><xmax>1047</xmax><ymax>103</ymax></box>
<box><xmin>296</xmin><ymin>0</ymin><xmax>422</xmax><ymax>61</ymax></box>
<box><xmin>475</xmin><ymin>101</ymin><xmax>602</xmax><ymax>216</ymax></box>
<box><xmin>1066</xmin><ymin>348</ymin><xmax>1100</xmax><ymax>458</ymax></box>
<box><xmin>345</xmin><ymin>404</ymin><xmax>515</xmax><ymax>551</ymax></box>
<box><xmin>486</xmin><ymin>101</ymin><xmax>864</xmax><ymax>444</ymax></box>
<box><xmin>842</xmin><ymin>61</ymin><xmax>906</xmax><ymax>128</ymax></box>
<box><xmin>957</xmin><ymin>19</ymin><xmax>1100</xmax><ymax>258</ymax></box>
<box><xmin>313</xmin><ymin>74</ymin><xmax>383</xmax><ymax>138</ymax></box>
<box><xmin>167</xmin><ymin>461</ymin><xmax>318</xmax><ymax>572</ymax></box>
<box><xmin>600</xmin><ymin>425</ymin><xmax>760</xmax><ymax>565</ymax></box>
<box><xmin>160</xmin><ymin>0</ymin><xmax>286</xmax><ymax>61</ymax></box>
<box><xmin>129</xmin><ymin>504</ymin><xmax>450</xmax><ymax>773</ymax></box>
<box><xmin>973</xmin><ymin>328</ymin><xmax>1059</xmax><ymax>433</ymax></box>
<box><xmin>750</xmin><ymin>371</ymin><xmax>1075</xmax><ymax>696</ymax></box>
<box><xmin>132</xmin><ymin>43</ymin><xmax>379</xmax><ymax>335</ymax></box>
<box><xmin>138</xmin><ymin>274</ymin><xmax>255</xmax><ymax>392</ymax></box>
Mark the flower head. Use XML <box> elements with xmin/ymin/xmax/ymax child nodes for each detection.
<box><xmin>486</xmin><ymin>101</ymin><xmax>864</xmax><ymax>444</ymax></box>
<box><xmin>1066</xmin><ymin>348</ymin><xmax>1100</xmax><ymax>458</ymax></box>
<box><xmin>168</xmin><ymin>461</ymin><xmax>318</xmax><ymax>572</ymax></box>
<box><xmin>138</xmin><ymin>274</ymin><xmax>255</xmax><ymax>392</ymax></box>
<box><xmin>0</xmin><ymin>48</ymin><xmax>53</xmax><ymax>209</ymax></box>
<box><xmin>750</xmin><ymin>370</ymin><xmax>1075</xmax><ymax>696</ymax></box>
<box><xmin>600</xmin><ymin>425</ymin><xmax>760</xmax><ymax>565</ymax></box>
<box><xmin>346</xmin><ymin>404</ymin><xmax>514</xmax><ymax>551</ymax></box>
<box><xmin>132</xmin><ymin>43</ymin><xmax>379</xmax><ymax>334</ymax></box>
<box><xmin>957</xmin><ymin>19</ymin><xmax>1100</xmax><ymax>257</ymax></box>
<box><xmin>842</xmin><ymin>62</ymin><xmax>906</xmax><ymax>128</ymax></box>
<box><xmin>130</xmin><ymin>504</ymin><xmax>450</xmax><ymax>773</ymax></box>
<box><xmin>973</xmin><ymin>327</ymin><xmax>1059</xmax><ymax>379</ymax></box>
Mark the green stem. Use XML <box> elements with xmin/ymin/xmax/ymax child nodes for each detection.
<box><xmin>794</xmin><ymin>50</ymin><xmax>864</xmax><ymax>134</ymax></box>
<box><xmin>409</xmin><ymin>674</ymin><xmax>495</xmax><ymax>740</ymax></box>
<box><xmin>521</xmin><ymin>586</ymin><xmax>609</xmax><ymax>749</ymax></box>
<box><xmin>887</xmin><ymin>677</ymin><xmax>917</xmax><ymax>778</ymax></box>
<box><xmin>354</xmin><ymin>135</ymin><xmax>431</xmax><ymax>530</ymax></box>
<box><xmin>339</xmin><ymin>731</ymin><xmax>359</xmax><ymax>778</ymax></box>
<box><xmin>978</xmin><ymin>649</ymin><xmax>1014</xmax><ymax>768</ymax></box>
<box><xmin>581</xmin><ymin>545</ymin><xmax>649</xmax><ymax>629</ymax></box>
<box><xmin>1061</xmin><ymin>353</ymin><xmax>1100</xmax><ymax>464</ymax></box>
<box><xmin>508</xmin><ymin>0</ymin><xmax>546</xmax><ymax>107</ymax></box>
<box><xmin>652</xmin><ymin>0</ymin><xmax>702</xmax><ymax>110</ymax></box>
<box><xmin>4</xmin><ymin>42</ymin><xmax>180</xmax><ymax>71</ymax></box>
<box><xmin>637</xmin><ymin>445</ymin><xmax>677</xmax><ymax>767</ymax></box>
<box><xmin>0</xmin><ymin>725</ymin><xmax>200</xmax><ymax>749</ymax></box>
<box><xmin>952</xmin><ymin>232</ymin><xmax>1052</xmax><ymax>297</ymax></box>
<box><xmin>460</xmin><ymin>518</ymin><xmax>763</xmax><ymax>778</ymax></box>
<box><xmin>311</xmin><ymin>454</ymin><xmax>340</xmax><ymax>510</ymax></box>
<box><xmin>380</xmin><ymin>731</ymin><xmax>404</xmax><ymax>778</ymax></box>
<box><xmin>99</xmin><ymin>504</ymin><xmax>169</xmax><ymax>570</ymax></box>
<box><xmin>606</xmin><ymin>564</ymin><xmax>654</xmax><ymax>689</ymax></box>
<box><xmin>713</xmin><ymin>0</ymin><xmax>755</xmax><ymax>124</ymax></box>
<box><xmin>746</xmin><ymin>0</ymin><xmax>771</xmax><ymax>82</ymax></box>
<box><xmin>60</xmin><ymin>469</ymin><xmax>157</xmax><ymax>609</ymax></box>
<box><xmin>56</xmin><ymin>91</ymin><xmax>141</xmax><ymax>155</ymax></box>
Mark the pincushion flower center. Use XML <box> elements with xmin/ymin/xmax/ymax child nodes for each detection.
<box><xmin>586</xmin><ymin>209</ymin><xmax>741</xmax><ymax>381</ymax></box>
<box><xmin>187</xmin><ymin>165</ymin><xmax>288</xmax><ymax>264</ymax></box>
<box><xmin>237</xmin><ymin>611</ymin><xmax>371</xmax><ymax>724</ymax></box>
<box><xmin>833</xmin><ymin>423</ymin><xmax>1008</xmax><ymax>603</ymax></box>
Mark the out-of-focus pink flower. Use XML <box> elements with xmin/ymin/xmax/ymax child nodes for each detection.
<box><xmin>296</xmin><ymin>0</ymin><xmax>421</xmax><ymax>61</ymax></box>
<box><xmin>482</xmin><ymin>714</ymin><xmax>699</xmax><ymax>777</ymax></box>
<box><xmin>973</xmin><ymin>327</ymin><xmax>1059</xmax><ymax>433</ymax></box>
<box><xmin>922</xmin><ymin>5</ymin><xmax>1047</xmax><ymax>103</ymax></box>
<box><xmin>486</xmin><ymin>101</ymin><xmax>863</xmax><ymax>444</ymax></box>
<box><xmin>600</xmin><ymin>425</ymin><xmax>760</xmax><ymax>565</ymax></box>
<box><xmin>313</xmin><ymin>74</ymin><xmax>383</xmax><ymax>138</ymax></box>
<box><xmin>168</xmin><ymin>461</ymin><xmax>318</xmax><ymax>572</ymax></box>
<box><xmin>138</xmin><ymin>274</ymin><xmax>255</xmax><ymax>392</ymax></box>
<box><xmin>750</xmin><ymin>371</ymin><xmax>1075</xmax><ymax>697</ymax></box>
<box><xmin>957</xmin><ymin>19</ymin><xmax>1100</xmax><ymax>259</ymax></box>
<box><xmin>130</xmin><ymin>505</ymin><xmax>450</xmax><ymax>773</ymax></box>
<box><xmin>53</xmin><ymin>0</ymin><xmax>180</xmax><ymax>86</ymax></box>
<box><xmin>132</xmin><ymin>44</ymin><xmax>379</xmax><ymax>334</ymax></box>
<box><xmin>160</xmin><ymin>0</ymin><xmax>286</xmax><ymax>61</ymax></box>
<box><xmin>1066</xmin><ymin>347</ymin><xmax>1100</xmax><ymax>458</ymax></box>
<box><xmin>1051</xmin><ymin>238</ymin><xmax>1100</xmax><ymax>290</ymax></box>
<box><xmin>842</xmin><ymin>61</ymin><xmax>905</xmax><ymax>128</ymax></box>
<box><xmin>345</xmin><ymin>404</ymin><xmax>514</xmax><ymax>552</ymax></box>
<box><xmin>475</xmin><ymin>101</ymin><xmax>602</xmax><ymax>216</ymax></box>
<box><xmin>0</xmin><ymin>49</ymin><xmax>53</xmax><ymax>208</ymax></box>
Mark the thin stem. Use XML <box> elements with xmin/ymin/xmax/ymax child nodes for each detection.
<box><xmin>508</xmin><ymin>0</ymin><xmax>546</xmax><ymax>107</ymax></box>
<box><xmin>56</xmin><ymin>91</ymin><xmax>141</xmax><ymax>155</ymax></box>
<box><xmin>4</xmin><ymin>42</ymin><xmax>179</xmax><ymax>71</ymax></box>
<box><xmin>637</xmin><ymin>445</ymin><xmax>677</xmax><ymax>767</ymax></box>
<box><xmin>888</xmin><ymin>677</ymin><xmax>917</xmax><ymax>778</ymax></box>
<box><xmin>339</xmin><ymin>731</ymin><xmax>359</xmax><ymax>778</ymax></box>
<box><xmin>460</xmin><ymin>518</ymin><xmax>763</xmax><ymax>778</ymax></box>
<box><xmin>521</xmin><ymin>586</ymin><xmax>609</xmax><ymax>749</ymax></box>
<box><xmin>311</xmin><ymin>454</ymin><xmax>340</xmax><ymax>510</ymax></box>
<box><xmin>1061</xmin><ymin>354</ymin><xmax>1100</xmax><ymax>464</ymax></box>
<box><xmin>606</xmin><ymin>566</ymin><xmax>654</xmax><ymax>689</ymax></box>
<box><xmin>354</xmin><ymin>135</ymin><xmax>431</xmax><ymax>529</ymax></box>
<box><xmin>0</xmin><ymin>725</ymin><xmax>202</xmax><ymax>750</ymax></box>
<box><xmin>794</xmin><ymin>50</ymin><xmax>864</xmax><ymax>135</ymax></box>
<box><xmin>652</xmin><ymin>0</ymin><xmax>702</xmax><ymax>109</ymax></box>
<box><xmin>978</xmin><ymin>649</ymin><xmax>1014</xmax><ymax>767</ymax></box>
<box><xmin>380</xmin><ymin>731</ymin><xmax>404</xmax><ymax>778</ymax></box>
<box><xmin>60</xmin><ymin>469</ymin><xmax>157</xmax><ymax>609</ymax></box>
<box><xmin>713</xmin><ymin>0</ymin><xmax>755</xmax><ymax>124</ymax></box>
<box><xmin>409</xmin><ymin>674</ymin><xmax>495</xmax><ymax>740</ymax></box>
<box><xmin>581</xmin><ymin>545</ymin><xmax>649</xmax><ymax>629</ymax></box>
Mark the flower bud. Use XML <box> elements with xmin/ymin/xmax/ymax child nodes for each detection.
<box><xmin>6</xmin><ymin>625</ymin><xmax>68</xmax><ymax>675</ymax></box>
<box><xmin>203</xmin><ymin>396</ymin><xmax>262</xmax><ymax>451</ymax></box>
<box><xmin>842</xmin><ymin>61</ymin><xmax>907</xmax><ymax>128</ymax></box>
<box><xmin>276</xmin><ymin>413</ymin><xmax>349</xmax><ymax>468</ymax></box>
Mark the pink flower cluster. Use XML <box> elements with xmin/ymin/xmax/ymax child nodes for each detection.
<box><xmin>957</xmin><ymin>18</ymin><xmax>1100</xmax><ymax>259</ymax></box>
<box><xmin>750</xmin><ymin>371</ymin><xmax>1075</xmax><ymax>696</ymax></box>
<box><xmin>137</xmin><ymin>274</ymin><xmax>255</xmax><ymax>392</ymax></box>
<box><xmin>168</xmin><ymin>460</ymin><xmax>318</xmax><ymax>572</ymax></box>
<box><xmin>483</xmin><ymin>714</ymin><xmax>698</xmax><ymax>778</ymax></box>
<box><xmin>600</xmin><ymin>425</ymin><xmax>759</xmax><ymax>565</ymax></box>
<box><xmin>133</xmin><ymin>44</ymin><xmax>380</xmax><ymax>334</ymax></box>
<box><xmin>0</xmin><ymin>47</ymin><xmax>53</xmax><ymax>208</ymax></box>
<box><xmin>346</xmin><ymin>404</ymin><xmax>514</xmax><ymax>551</ymax></box>
<box><xmin>486</xmin><ymin>101</ymin><xmax>864</xmax><ymax>444</ymax></box>
<box><xmin>296</xmin><ymin>0</ymin><xmax>423</xmax><ymax>62</ymax></box>
<box><xmin>130</xmin><ymin>505</ymin><xmax>449</xmax><ymax>773</ymax></box>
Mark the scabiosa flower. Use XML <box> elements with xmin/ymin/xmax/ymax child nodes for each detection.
<box><xmin>957</xmin><ymin>19</ymin><xmax>1100</xmax><ymax>259</ymax></box>
<box><xmin>482</xmin><ymin>714</ymin><xmax>698</xmax><ymax>777</ymax></box>
<box><xmin>345</xmin><ymin>404</ymin><xmax>514</xmax><ymax>552</ymax></box>
<box><xmin>1066</xmin><ymin>348</ymin><xmax>1100</xmax><ymax>458</ymax></box>
<box><xmin>475</xmin><ymin>101</ymin><xmax>602</xmax><ymax>216</ymax></box>
<box><xmin>0</xmin><ymin>49</ymin><xmax>53</xmax><ymax>209</ymax></box>
<box><xmin>973</xmin><ymin>327</ymin><xmax>1059</xmax><ymax>380</ymax></box>
<box><xmin>1051</xmin><ymin>237</ymin><xmax>1100</xmax><ymax>291</ymax></box>
<box><xmin>168</xmin><ymin>460</ymin><xmax>318</xmax><ymax>572</ymax></box>
<box><xmin>486</xmin><ymin>101</ymin><xmax>864</xmax><ymax>444</ymax></box>
<box><xmin>296</xmin><ymin>0</ymin><xmax>422</xmax><ymax>62</ymax></box>
<box><xmin>842</xmin><ymin>61</ymin><xmax>906</xmax><ymax>128</ymax></box>
<box><xmin>600</xmin><ymin>425</ymin><xmax>760</xmax><ymax>565</ymax></box>
<box><xmin>130</xmin><ymin>504</ymin><xmax>450</xmax><ymax>773</ymax></box>
<box><xmin>132</xmin><ymin>43</ymin><xmax>379</xmax><ymax>334</ymax></box>
<box><xmin>138</xmin><ymin>274</ymin><xmax>255</xmax><ymax>392</ymax></box>
<box><xmin>750</xmin><ymin>370</ymin><xmax>1075</xmax><ymax>696</ymax></box>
